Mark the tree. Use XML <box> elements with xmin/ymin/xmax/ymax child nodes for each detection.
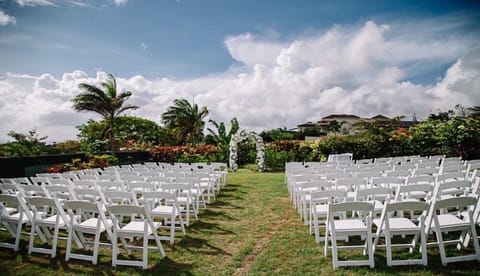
<box><xmin>204</xmin><ymin>117</ymin><xmax>239</xmax><ymax>161</ymax></box>
<box><xmin>428</xmin><ymin>110</ymin><xmax>454</xmax><ymax>121</ymax></box>
<box><xmin>72</xmin><ymin>73</ymin><xmax>139</xmax><ymax>153</ymax></box>
<box><xmin>467</xmin><ymin>106</ymin><xmax>480</xmax><ymax>118</ymax></box>
<box><xmin>260</xmin><ymin>128</ymin><xmax>297</xmax><ymax>142</ymax></box>
<box><xmin>327</xmin><ymin>120</ymin><xmax>345</xmax><ymax>133</ymax></box>
<box><xmin>1</xmin><ymin>128</ymin><xmax>50</xmax><ymax>156</ymax></box>
<box><xmin>77</xmin><ymin>116</ymin><xmax>167</xmax><ymax>153</ymax></box>
<box><xmin>161</xmin><ymin>98</ymin><xmax>209</xmax><ymax>145</ymax></box>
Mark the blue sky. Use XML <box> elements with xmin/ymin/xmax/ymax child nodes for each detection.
<box><xmin>0</xmin><ymin>0</ymin><xmax>479</xmax><ymax>142</ymax></box>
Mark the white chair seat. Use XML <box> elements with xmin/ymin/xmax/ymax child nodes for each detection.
<box><xmin>151</xmin><ymin>205</ymin><xmax>180</xmax><ymax>216</ymax></box>
<box><xmin>75</xmin><ymin>218</ymin><xmax>113</xmax><ymax>233</ymax></box>
<box><xmin>332</xmin><ymin>219</ymin><xmax>367</xmax><ymax>232</ymax></box>
<box><xmin>314</xmin><ymin>204</ymin><xmax>328</xmax><ymax>214</ymax></box>
<box><xmin>118</xmin><ymin>221</ymin><xmax>162</xmax><ymax>235</ymax></box>
<box><xmin>373</xmin><ymin>217</ymin><xmax>419</xmax><ymax>232</ymax></box>
<box><xmin>432</xmin><ymin>214</ymin><xmax>469</xmax><ymax>230</ymax></box>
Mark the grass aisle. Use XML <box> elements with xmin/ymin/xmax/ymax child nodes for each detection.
<box><xmin>1</xmin><ymin>169</ymin><xmax>480</xmax><ymax>275</ymax></box>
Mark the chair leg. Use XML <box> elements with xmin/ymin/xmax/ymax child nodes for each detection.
<box><xmin>66</xmin><ymin>227</ymin><xmax>73</xmax><ymax>261</ymax></box>
<box><xmin>435</xmin><ymin>230</ymin><xmax>448</xmax><ymax>266</ymax></box>
<box><xmin>52</xmin><ymin>224</ymin><xmax>60</xmax><ymax>258</ymax></box>
<box><xmin>142</xmin><ymin>233</ymin><xmax>148</xmax><ymax>269</ymax></box>
<box><xmin>93</xmin><ymin>229</ymin><xmax>101</xmax><ymax>265</ymax></box>
<box><xmin>28</xmin><ymin>221</ymin><xmax>36</xmax><ymax>255</ymax></box>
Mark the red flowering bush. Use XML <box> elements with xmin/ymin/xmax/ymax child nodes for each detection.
<box><xmin>148</xmin><ymin>145</ymin><xmax>219</xmax><ymax>163</ymax></box>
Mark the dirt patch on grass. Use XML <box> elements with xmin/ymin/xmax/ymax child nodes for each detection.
<box><xmin>233</xmin><ymin>217</ymin><xmax>291</xmax><ymax>276</ymax></box>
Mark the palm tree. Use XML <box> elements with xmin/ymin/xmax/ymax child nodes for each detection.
<box><xmin>205</xmin><ymin>117</ymin><xmax>239</xmax><ymax>161</ymax></box>
<box><xmin>72</xmin><ymin>73</ymin><xmax>139</xmax><ymax>153</ymax></box>
<box><xmin>161</xmin><ymin>98</ymin><xmax>209</xmax><ymax>145</ymax></box>
<box><xmin>467</xmin><ymin>106</ymin><xmax>480</xmax><ymax>118</ymax></box>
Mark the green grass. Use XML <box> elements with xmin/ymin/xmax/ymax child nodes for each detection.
<box><xmin>1</xmin><ymin>169</ymin><xmax>480</xmax><ymax>275</ymax></box>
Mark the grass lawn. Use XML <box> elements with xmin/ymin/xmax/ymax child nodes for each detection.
<box><xmin>1</xmin><ymin>169</ymin><xmax>480</xmax><ymax>275</ymax></box>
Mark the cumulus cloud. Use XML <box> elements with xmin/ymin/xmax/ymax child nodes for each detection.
<box><xmin>0</xmin><ymin>10</ymin><xmax>16</xmax><ymax>26</ymax></box>
<box><xmin>0</xmin><ymin>18</ymin><xmax>479</xmax><ymax>143</ymax></box>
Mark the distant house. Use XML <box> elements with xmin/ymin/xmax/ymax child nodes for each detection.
<box><xmin>297</xmin><ymin>114</ymin><xmax>418</xmax><ymax>139</ymax></box>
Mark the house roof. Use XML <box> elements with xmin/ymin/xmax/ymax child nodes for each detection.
<box><xmin>370</xmin><ymin>114</ymin><xmax>390</xmax><ymax>120</ymax></box>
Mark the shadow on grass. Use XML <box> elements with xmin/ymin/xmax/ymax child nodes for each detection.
<box><xmin>199</xmin><ymin>209</ymin><xmax>239</xmax><ymax>221</ymax></box>
<box><xmin>176</xmin><ymin>236</ymin><xmax>231</xmax><ymax>256</ymax></box>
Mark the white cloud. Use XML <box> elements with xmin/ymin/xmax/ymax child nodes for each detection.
<box><xmin>0</xmin><ymin>10</ymin><xmax>16</xmax><ymax>26</ymax></box>
<box><xmin>0</xmin><ymin>18</ymin><xmax>479</xmax><ymax>143</ymax></box>
<box><xmin>113</xmin><ymin>0</ymin><xmax>128</xmax><ymax>7</ymax></box>
<box><xmin>14</xmin><ymin>0</ymin><xmax>55</xmax><ymax>7</ymax></box>
<box><xmin>140</xmin><ymin>42</ymin><xmax>148</xmax><ymax>51</ymax></box>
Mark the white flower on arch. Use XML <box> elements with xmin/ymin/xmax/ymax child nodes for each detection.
<box><xmin>229</xmin><ymin>130</ymin><xmax>265</xmax><ymax>172</ymax></box>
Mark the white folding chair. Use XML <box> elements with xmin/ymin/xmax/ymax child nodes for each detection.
<box><xmin>108</xmin><ymin>204</ymin><xmax>166</xmax><ymax>269</ymax></box>
<box><xmin>96</xmin><ymin>180</ymin><xmax>125</xmax><ymax>192</ymax></box>
<box><xmin>355</xmin><ymin>187</ymin><xmax>393</xmax><ymax>217</ymax></box>
<box><xmin>143</xmin><ymin>191</ymin><xmax>186</xmax><ymax>245</ymax></box>
<box><xmin>0</xmin><ymin>194</ymin><xmax>30</xmax><ymax>251</ymax></box>
<box><xmin>310</xmin><ymin>189</ymin><xmax>347</xmax><ymax>243</ymax></box>
<box><xmin>325</xmin><ymin>201</ymin><xmax>374</xmax><ymax>269</ymax></box>
<box><xmin>64</xmin><ymin>200</ymin><xmax>113</xmax><ymax>264</ymax></box>
<box><xmin>162</xmin><ymin>183</ymin><xmax>197</xmax><ymax>226</ymax></box>
<box><xmin>103</xmin><ymin>190</ymin><xmax>139</xmax><ymax>206</ymax></box>
<box><xmin>425</xmin><ymin>196</ymin><xmax>480</xmax><ymax>266</ymax></box>
<box><xmin>26</xmin><ymin>197</ymin><xmax>75</xmax><ymax>258</ymax></box>
<box><xmin>298</xmin><ymin>180</ymin><xmax>332</xmax><ymax>223</ymax></box>
<box><xmin>373</xmin><ymin>201</ymin><xmax>428</xmax><ymax>266</ymax></box>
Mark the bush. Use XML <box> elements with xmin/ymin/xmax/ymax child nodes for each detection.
<box><xmin>148</xmin><ymin>145</ymin><xmax>219</xmax><ymax>163</ymax></box>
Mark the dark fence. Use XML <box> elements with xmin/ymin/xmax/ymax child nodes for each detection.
<box><xmin>0</xmin><ymin>151</ymin><xmax>149</xmax><ymax>178</ymax></box>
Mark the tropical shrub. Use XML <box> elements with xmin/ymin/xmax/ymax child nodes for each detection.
<box><xmin>148</xmin><ymin>145</ymin><xmax>219</xmax><ymax>163</ymax></box>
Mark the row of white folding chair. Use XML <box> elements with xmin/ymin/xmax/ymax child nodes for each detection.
<box><xmin>323</xmin><ymin>196</ymin><xmax>480</xmax><ymax>270</ymax></box>
<box><xmin>309</xmin><ymin>185</ymin><xmax>394</xmax><ymax>244</ymax></box>
<box><xmin>0</xmin><ymin>188</ymin><xmax>181</xmax><ymax>268</ymax></box>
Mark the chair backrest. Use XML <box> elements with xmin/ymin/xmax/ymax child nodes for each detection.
<box><xmin>73</xmin><ymin>188</ymin><xmax>106</xmax><ymax>203</ymax></box>
<box><xmin>425</xmin><ymin>196</ymin><xmax>477</xmax><ymax>235</ymax></box>
<box><xmin>59</xmin><ymin>173</ymin><xmax>79</xmax><ymax>181</ymax></box>
<box><xmin>436</xmin><ymin>171</ymin><xmax>466</xmax><ymax>183</ymax></box>
<box><xmin>413</xmin><ymin>167</ymin><xmax>439</xmax><ymax>176</ymax></box>
<box><xmin>405</xmin><ymin>175</ymin><xmax>435</xmax><ymax>185</ymax></box>
<box><xmin>355</xmin><ymin>187</ymin><xmax>392</xmax><ymax>202</ymax></box>
<box><xmin>48</xmin><ymin>178</ymin><xmax>72</xmax><ymax>186</ymax></box>
<box><xmin>125</xmin><ymin>181</ymin><xmax>156</xmax><ymax>194</ymax></box>
<box><xmin>26</xmin><ymin>196</ymin><xmax>65</xmax><ymax>219</ymax></box>
<box><xmin>335</xmin><ymin>178</ymin><xmax>367</xmax><ymax>192</ymax></box>
<box><xmin>45</xmin><ymin>185</ymin><xmax>76</xmax><ymax>201</ymax></box>
<box><xmin>0</xmin><ymin>183</ymin><xmax>19</xmax><ymax>195</ymax></box>
<box><xmin>328</xmin><ymin>201</ymin><xmax>373</xmax><ymax>219</ymax></box>
<box><xmin>71</xmin><ymin>179</ymin><xmax>97</xmax><ymax>189</ymax></box>
<box><xmin>29</xmin><ymin>176</ymin><xmax>50</xmax><ymax>186</ymax></box>
<box><xmin>108</xmin><ymin>204</ymin><xmax>148</xmax><ymax>219</ymax></box>
<box><xmin>64</xmin><ymin>200</ymin><xmax>102</xmax><ymax>214</ymax></box>
<box><xmin>310</xmin><ymin>189</ymin><xmax>347</xmax><ymax>205</ymax></box>
<box><xmin>395</xmin><ymin>183</ymin><xmax>435</xmax><ymax>202</ymax></box>
<box><xmin>0</xmin><ymin>194</ymin><xmax>23</xmax><ymax>214</ymax></box>
<box><xmin>385</xmin><ymin>169</ymin><xmax>411</xmax><ymax>178</ymax></box>
<box><xmin>12</xmin><ymin>177</ymin><xmax>32</xmax><ymax>185</ymax></box>
<box><xmin>143</xmin><ymin>191</ymin><xmax>177</xmax><ymax>209</ymax></box>
<box><xmin>121</xmin><ymin>175</ymin><xmax>145</xmax><ymax>182</ymax></box>
<box><xmin>17</xmin><ymin>184</ymin><xmax>49</xmax><ymax>198</ymax></box>
<box><xmin>433</xmin><ymin>179</ymin><xmax>472</xmax><ymax>199</ymax></box>
<box><xmin>371</xmin><ymin>176</ymin><xmax>404</xmax><ymax>189</ymax></box>
<box><xmin>96</xmin><ymin>180</ymin><xmax>125</xmax><ymax>192</ymax></box>
<box><xmin>103</xmin><ymin>190</ymin><xmax>139</xmax><ymax>205</ymax></box>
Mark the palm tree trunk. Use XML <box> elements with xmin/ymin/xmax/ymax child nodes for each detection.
<box><xmin>109</xmin><ymin>116</ymin><xmax>116</xmax><ymax>156</ymax></box>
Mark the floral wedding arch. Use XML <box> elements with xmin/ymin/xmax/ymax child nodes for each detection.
<box><xmin>229</xmin><ymin>130</ymin><xmax>265</xmax><ymax>172</ymax></box>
